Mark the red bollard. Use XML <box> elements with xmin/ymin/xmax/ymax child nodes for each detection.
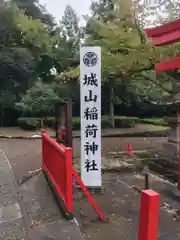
<box><xmin>178</xmin><ymin>153</ymin><xmax>180</xmax><ymax>190</ymax></box>
<box><xmin>138</xmin><ymin>190</ymin><xmax>160</xmax><ymax>240</ymax></box>
<box><xmin>60</xmin><ymin>126</ymin><xmax>66</xmax><ymax>142</ymax></box>
<box><xmin>126</xmin><ymin>143</ymin><xmax>135</xmax><ymax>156</ymax></box>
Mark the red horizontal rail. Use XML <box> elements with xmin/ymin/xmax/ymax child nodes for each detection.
<box><xmin>72</xmin><ymin>167</ymin><xmax>105</xmax><ymax>221</ymax></box>
<box><xmin>41</xmin><ymin>130</ymin><xmax>73</xmax><ymax>214</ymax></box>
<box><xmin>145</xmin><ymin>19</ymin><xmax>180</xmax><ymax>37</ymax></box>
<box><xmin>43</xmin><ymin>164</ymin><xmax>66</xmax><ymax>203</ymax></box>
<box><xmin>42</xmin><ymin>130</ymin><xmax>66</xmax><ymax>156</ymax></box>
<box><xmin>155</xmin><ymin>57</ymin><xmax>180</xmax><ymax>72</ymax></box>
<box><xmin>42</xmin><ymin>130</ymin><xmax>104</xmax><ymax>220</ymax></box>
<box><xmin>151</xmin><ymin>28</ymin><xmax>180</xmax><ymax>46</ymax></box>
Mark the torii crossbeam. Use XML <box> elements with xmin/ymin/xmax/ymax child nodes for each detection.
<box><xmin>145</xmin><ymin>19</ymin><xmax>180</xmax><ymax>72</ymax></box>
<box><xmin>145</xmin><ymin>19</ymin><xmax>180</xmax><ymax>189</ymax></box>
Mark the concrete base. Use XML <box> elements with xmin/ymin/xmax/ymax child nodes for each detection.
<box><xmin>162</xmin><ymin>141</ymin><xmax>178</xmax><ymax>163</ymax></box>
<box><xmin>172</xmin><ymin>188</ymin><xmax>180</xmax><ymax>198</ymax></box>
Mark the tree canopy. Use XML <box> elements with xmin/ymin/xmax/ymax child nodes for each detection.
<box><xmin>1</xmin><ymin>0</ymin><xmax>180</xmax><ymax>125</ymax></box>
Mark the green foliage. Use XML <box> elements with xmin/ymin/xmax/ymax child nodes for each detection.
<box><xmin>14</xmin><ymin>9</ymin><xmax>56</xmax><ymax>54</ymax></box>
<box><xmin>0</xmin><ymin>1</ymin><xmax>58</xmax><ymax>118</ymax></box>
<box><xmin>16</xmin><ymin>80</ymin><xmax>61</xmax><ymax>114</ymax></box>
<box><xmin>90</xmin><ymin>0</ymin><xmax>116</xmax><ymax>22</ymax></box>
<box><xmin>18</xmin><ymin>117</ymin><xmax>41</xmax><ymax>130</ymax></box>
<box><xmin>16</xmin><ymin>76</ymin><xmax>76</xmax><ymax>116</ymax></box>
<box><xmin>138</xmin><ymin>118</ymin><xmax>168</xmax><ymax>126</ymax></box>
<box><xmin>12</xmin><ymin>0</ymin><xmax>55</xmax><ymax>26</ymax></box>
<box><xmin>135</xmin><ymin>0</ymin><xmax>180</xmax><ymax>26</ymax></box>
<box><xmin>0</xmin><ymin>1</ymin><xmax>80</xmax><ymax>125</ymax></box>
<box><xmin>2</xmin><ymin>0</ymin><xmax>180</xmax><ymax>125</ymax></box>
<box><xmin>116</xmin><ymin>116</ymin><xmax>168</xmax><ymax>126</ymax></box>
<box><xmin>85</xmin><ymin>17</ymin><xmax>154</xmax><ymax>78</ymax></box>
<box><xmin>16</xmin><ymin>115</ymin><xmax>168</xmax><ymax>131</ymax></box>
<box><xmin>61</xmin><ymin>5</ymin><xmax>81</xmax><ymax>48</ymax></box>
<box><xmin>59</xmin><ymin>4</ymin><xmax>82</xmax><ymax>68</ymax></box>
<box><xmin>16</xmin><ymin>4</ymin><xmax>81</xmax><ymax>117</ymax></box>
<box><xmin>115</xmin><ymin>118</ymin><xmax>136</xmax><ymax>128</ymax></box>
<box><xmin>60</xmin><ymin>0</ymin><xmax>180</xmax><ymax>106</ymax></box>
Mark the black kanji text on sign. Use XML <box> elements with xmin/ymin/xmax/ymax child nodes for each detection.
<box><xmin>85</xmin><ymin>124</ymin><xmax>98</xmax><ymax>138</ymax></box>
<box><xmin>84</xmin><ymin>141</ymin><xmax>98</xmax><ymax>155</ymax></box>
<box><xmin>83</xmin><ymin>73</ymin><xmax>98</xmax><ymax>87</ymax></box>
<box><xmin>84</xmin><ymin>107</ymin><xmax>98</xmax><ymax>120</ymax></box>
<box><xmin>85</xmin><ymin>159</ymin><xmax>99</xmax><ymax>172</ymax></box>
<box><xmin>84</xmin><ymin>90</ymin><xmax>97</xmax><ymax>102</ymax></box>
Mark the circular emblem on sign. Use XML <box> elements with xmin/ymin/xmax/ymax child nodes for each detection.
<box><xmin>83</xmin><ymin>52</ymin><xmax>98</xmax><ymax>67</ymax></box>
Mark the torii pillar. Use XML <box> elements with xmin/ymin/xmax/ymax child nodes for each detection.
<box><xmin>145</xmin><ymin>19</ymin><xmax>180</xmax><ymax>160</ymax></box>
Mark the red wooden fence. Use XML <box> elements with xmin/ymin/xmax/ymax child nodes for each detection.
<box><xmin>41</xmin><ymin>130</ymin><xmax>73</xmax><ymax>214</ymax></box>
<box><xmin>41</xmin><ymin>130</ymin><xmax>162</xmax><ymax>235</ymax></box>
<box><xmin>41</xmin><ymin>130</ymin><xmax>104</xmax><ymax>220</ymax></box>
<box><xmin>72</xmin><ymin>167</ymin><xmax>105</xmax><ymax>220</ymax></box>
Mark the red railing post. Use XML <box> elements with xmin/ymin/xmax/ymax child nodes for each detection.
<box><xmin>41</xmin><ymin>131</ymin><xmax>104</xmax><ymax>219</ymax></box>
<box><xmin>72</xmin><ymin>167</ymin><xmax>105</xmax><ymax>221</ymax></box>
<box><xmin>41</xmin><ymin>129</ymin><xmax>46</xmax><ymax>166</ymax></box>
<box><xmin>65</xmin><ymin>147</ymin><xmax>73</xmax><ymax>213</ymax></box>
<box><xmin>138</xmin><ymin>190</ymin><xmax>160</xmax><ymax>240</ymax></box>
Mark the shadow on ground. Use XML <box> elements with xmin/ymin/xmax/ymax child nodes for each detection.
<box><xmin>21</xmin><ymin>173</ymin><xmax>83</xmax><ymax>240</ymax></box>
<box><xmin>73</xmin><ymin>173</ymin><xmax>180</xmax><ymax>240</ymax></box>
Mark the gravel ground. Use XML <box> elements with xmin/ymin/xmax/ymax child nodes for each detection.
<box><xmin>0</xmin><ymin>139</ymin><xmax>42</xmax><ymax>184</ymax></box>
<box><xmin>0</xmin><ymin>124</ymin><xmax>169</xmax><ymax>138</ymax></box>
<box><xmin>73</xmin><ymin>173</ymin><xmax>180</xmax><ymax>240</ymax></box>
<box><xmin>73</xmin><ymin>137</ymin><xmax>167</xmax><ymax>157</ymax></box>
<box><xmin>0</xmin><ymin>136</ymin><xmax>177</xmax><ymax>240</ymax></box>
<box><xmin>0</xmin><ymin>137</ymin><xmax>167</xmax><ymax>183</ymax></box>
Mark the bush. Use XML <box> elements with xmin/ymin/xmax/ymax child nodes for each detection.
<box><xmin>17</xmin><ymin>116</ymin><xmax>167</xmax><ymax>131</ymax></box>
<box><xmin>101</xmin><ymin>119</ymin><xmax>113</xmax><ymax>129</ymax></box>
<box><xmin>138</xmin><ymin>118</ymin><xmax>168</xmax><ymax>126</ymax></box>
<box><xmin>72</xmin><ymin>117</ymin><xmax>113</xmax><ymax>130</ymax></box>
<box><xmin>114</xmin><ymin>116</ymin><xmax>168</xmax><ymax>127</ymax></box>
<box><xmin>18</xmin><ymin>118</ymin><xmax>41</xmax><ymax>130</ymax></box>
<box><xmin>115</xmin><ymin>118</ymin><xmax>136</xmax><ymax>128</ymax></box>
<box><xmin>72</xmin><ymin>117</ymin><xmax>80</xmax><ymax>130</ymax></box>
<box><xmin>44</xmin><ymin>118</ymin><xmax>56</xmax><ymax>128</ymax></box>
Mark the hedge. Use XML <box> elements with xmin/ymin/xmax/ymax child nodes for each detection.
<box><xmin>18</xmin><ymin>118</ymin><xmax>41</xmax><ymax>131</ymax></box>
<box><xmin>17</xmin><ymin>116</ymin><xmax>168</xmax><ymax>131</ymax></box>
<box><xmin>138</xmin><ymin>118</ymin><xmax>168</xmax><ymax>126</ymax></box>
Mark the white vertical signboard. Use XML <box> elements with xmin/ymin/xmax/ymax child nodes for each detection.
<box><xmin>80</xmin><ymin>46</ymin><xmax>101</xmax><ymax>187</ymax></box>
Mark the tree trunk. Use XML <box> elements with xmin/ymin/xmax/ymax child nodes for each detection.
<box><xmin>55</xmin><ymin>105</ymin><xmax>60</xmax><ymax>141</ymax></box>
<box><xmin>109</xmin><ymin>86</ymin><xmax>115</xmax><ymax>128</ymax></box>
<box><xmin>0</xmin><ymin>106</ymin><xmax>4</xmax><ymax>127</ymax></box>
<box><xmin>40</xmin><ymin>119</ymin><xmax>44</xmax><ymax>128</ymax></box>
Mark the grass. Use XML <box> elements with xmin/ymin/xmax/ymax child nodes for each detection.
<box><xmin>74</xmin><ymin>116</ymin><xmax>168</xmax><ymax>126</ymax></box>
<box><xmin>18</xmin><ymin>116</ymin><xmax>169</xmax><ymax>127</ymax></box>
<box><xmin>72</xmin><ymin>116</ymin><xmax>168</xmax><ymax>125</ymax></box>
<box><xmin>141</xmin><ymin>125</ymin><xmax>169</xmax><ymax>131</ymax></box>
<box><xmin>138</xmin><ymin>118</ymin><xmax>168</xmax><ymax>126</ymax></box>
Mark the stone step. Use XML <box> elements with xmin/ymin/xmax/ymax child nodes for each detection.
<box><xmin>149</xmin><ymin>158</ymin><xmax>178</xmax><ymax>183</ymax></box>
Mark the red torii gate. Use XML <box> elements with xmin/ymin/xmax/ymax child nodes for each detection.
<box><xmin>145</xmin><ymin>18</ymin><xmax>180</xmax><ymax>71</ymax></box>
<box><xmin>145</xmin><ymin>19</ymin><xmax>180</xmax><ymax>189</ymax></box>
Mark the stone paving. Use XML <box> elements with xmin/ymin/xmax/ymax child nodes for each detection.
<box><xmin>0</xmin><ymin>150</ymin><xmax>27</xmax><ymax>239</ymax></box>
<box><xmin>73</xmin><ymin>172</ymin><xmax>180</xmax><ymax>240</ymax></box>
<box><xmin>1</xmin><ymin>135</ymin><xmax>180</xmax><ymax>240</ymax></box>
<box><xmin>0</xmin><ymin>150</ymin><xmax>83</xmax><ymax>240</ymax></box>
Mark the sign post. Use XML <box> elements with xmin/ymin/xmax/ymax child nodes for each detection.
<box><xmin>55</xmin><ymin>102</ymin><xmax>73</xmax><ymax>148</ymax></box>
<box><xmin>80</xmin><ymin>46</ymin><xmax>102</xmax><ymax>187</ymax></box>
